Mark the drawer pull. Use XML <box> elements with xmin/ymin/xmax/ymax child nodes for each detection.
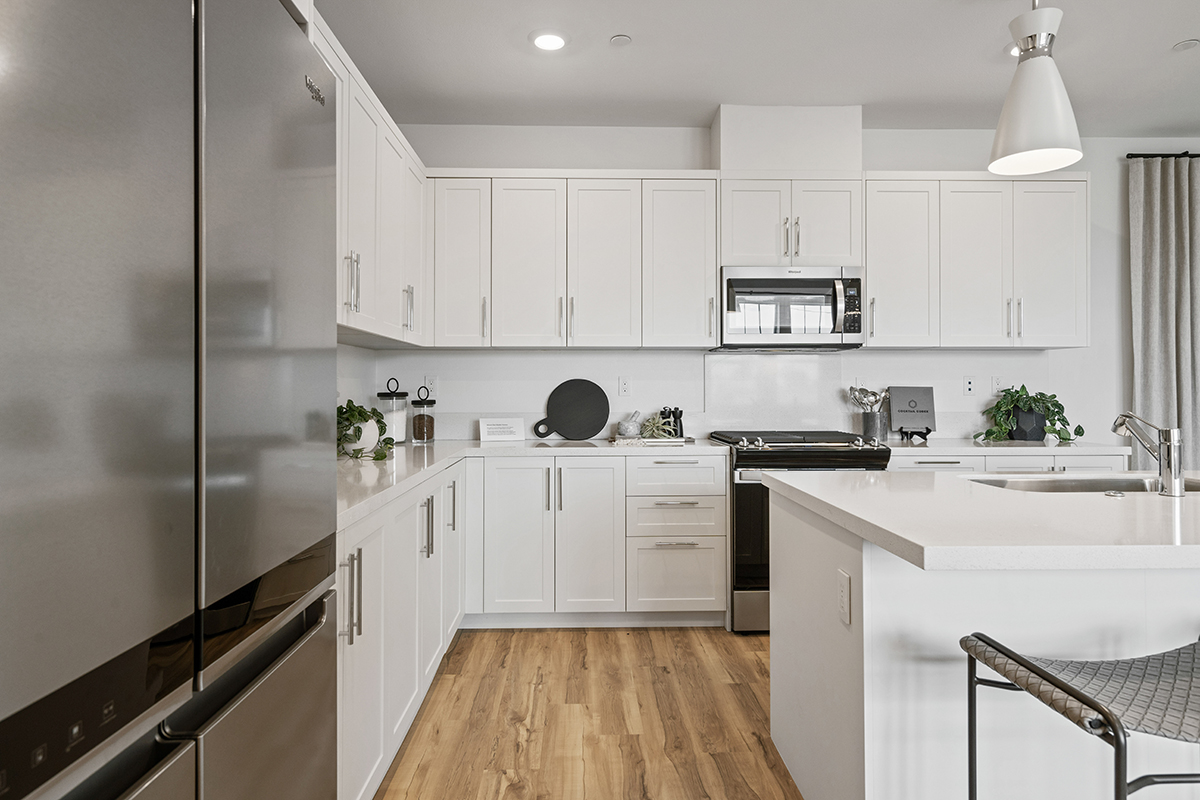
<box><xmin>916</xmin><ymin>460</ymin><xmax>960</xmax><ymax>465</ymax></box>
<box><xmin>654</xmin><ymin>500</ymin><xmax>700</xmax><ymax>506</ymax></box>
<box><xmin>655</xmin><ymin>541</ymin><xmax>700</xmax><ymax>547</ymax></box>
<box><xmin>653</xmin><ymin>460</ymin><xmax>699</xmax><ymax>465</ymax></box>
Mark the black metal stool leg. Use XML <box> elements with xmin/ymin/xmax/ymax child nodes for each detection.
<box><xmin>1113</xmin><ymin>728</ymin><xmax>1128</xmax><ymax>800</ymax></box>
<box><xmin>968</xmin><ymin>656</ymin><xmax>978</xmax><ymax>800</ymax></box>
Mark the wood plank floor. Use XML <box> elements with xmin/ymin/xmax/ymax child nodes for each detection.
<box><xmin>375</xmin><ymin>627</ymin><xmax>803</xmax><ymax>800</ymax></box>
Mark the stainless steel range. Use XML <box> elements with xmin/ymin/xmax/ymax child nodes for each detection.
<box><xmin>709</xmin><ymin>430</ymin><xmax>890</xmax><ymax>632</ymax></box>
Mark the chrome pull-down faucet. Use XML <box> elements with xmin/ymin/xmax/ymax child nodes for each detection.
<box><xmin>1111</xmin><ymin>412</ymin><xmax>1185</xmax><ymax>497</ymax></box>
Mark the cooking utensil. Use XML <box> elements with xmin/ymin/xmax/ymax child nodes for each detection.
<box><xmin>534</xmin><ymin>379</ymin><xmax>610</xmax><ymax>440</ymax></box>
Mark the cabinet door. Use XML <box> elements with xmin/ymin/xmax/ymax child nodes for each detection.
<box><xmin>983</xmin><ymin>455</ymin><xmax>1055</xmax><ymax>473</ymax></box>
<box><xmin>309</xmin><ymin>24</ymin><xmax>350</xmax><ymax>325</ymax></box>
<box><xmin>720</xmin><ymin>180</ymin><xmax>791</xmax><ymax>266</ymax></box>
<box><xmin>434</xmin><ymin>178</ymin><xmax>491</xmax><ymax>347</ymax></box>
<box><xmin>864</xmin><ymin>181</ymin><xmax>940</xmax><ymax>347</ymax></box>
<box><xmin>416</xmin><ymin>487</ymin><xmax>442</xmax><ymax>685</ymax></box>
<box><xmin>1013</xmin><ymin>181</ymin><xmax>1088</xmax><ymax>348</ymax></box>
<box><xmin>642</xmin><ymin>180</ymin><xmax>717</xmax><ymax>347</ymax></box>
<box><xmin>626</xmin><ymin>536</ymin><xmax>727</xmax><ymax>612</ymax></box>
<box><xmin>491</xmin><ymin>179</ymin><xmax>567</xmax><ymax>347</ymax></box>
<box><xmin>400</xmin><ymin>148</ymin><xmax>429</xmax><ymax>345</ymax></box>
<box><xmin>483</xmin><ymin>457</ymin><xmax>556</xmax><ymax>612</ymax></box>
<box><xmin>344</xmin><ymin>78</ymin><xmax>379</xmax><ymax>331</ymax></box>
<box><xmin>372</xmin><ymin>131</ymin><xmax>407</xmax><ymax>337</ymax></box>
<box><xmin>339</xmin><ymin>515</ymin><xmax>385</xmax><ymax>800</ymax></box>
<box><xmin>567</xmin><ymin>179</ymin><xmax>641</xmax><ymax>347</ymax></box>
<box><xmin>381</xmin><ymin>489</ymin><xmax>422</xmax><ymax>751</ymax></box>
<box><xmin>555</xmin><ymin>458</ymin><xmax>626</xmax><ymax>613</ymax></box>
<box><xmin>441</xmin><ymin>464</ymin><xmax>464</xmax><ymax>642</ymax></box>
<box><xmin>940</xmin><ymin>182</ymin><xmax>1013</xmax><ymax>348</ymax></box>
<box><xmin>887</xmin><ymin>455</ymin><xmax>987</xmax><ymax>472</ymax></box>
<box><xmin>792</xmin><ymin>180</ymin><xmax>862</xmax><ymax>267</ymax></box>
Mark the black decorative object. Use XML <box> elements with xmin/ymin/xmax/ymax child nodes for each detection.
<box><xmin>1011</xmin><ymin>410</ymin><xmax>1048</xmax><ymax>441</ymax></box>
<box><xmin>534</xmin><ymin>379</ymin><xmax>609</xmax><ymax>440</ymax></box>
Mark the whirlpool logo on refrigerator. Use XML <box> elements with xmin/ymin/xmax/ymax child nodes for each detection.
<box><xmin>305</xmin><ymin>75</ymin><xmax>325</xmax><ymax>105</ymax></box>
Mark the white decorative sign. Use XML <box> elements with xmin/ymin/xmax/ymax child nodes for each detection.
<box><xmin>479</xmin><ymin>418</ymin><xmax>525</xmax><ymax>442</ymax></box>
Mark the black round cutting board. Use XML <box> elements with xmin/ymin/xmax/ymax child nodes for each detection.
<box><xmin>534</xmin><ymin>379</ymin><xmax>610</xmax><ymax>440</ymax></box>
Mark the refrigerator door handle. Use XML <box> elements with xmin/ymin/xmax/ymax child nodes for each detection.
<box><xmin>339</xmin><ymin>553</ymin><xmax>356</xmax><ymax>645</ymax></box>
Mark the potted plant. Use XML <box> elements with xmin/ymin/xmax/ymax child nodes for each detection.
<box><xmin>337</xmin><ymin>399</ymin><xmax>395</xmax><ymax>460</ymax></box>
<box><xmin>975</xmin><ymin>385</ymin><xmax>1085</xmax><ymax>443</ymax></box>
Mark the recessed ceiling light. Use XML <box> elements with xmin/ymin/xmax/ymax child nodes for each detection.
<box><xmin>610</xmin><ymin>34</ymin><xmax>632</xmax><ymax>46</ymax></box>
<box><xmin>532</xmin><ymin>33</ymin><xmax>566</xmax><ymax>51</ymax></box>
<box><xmin>1173</xmin><ymin>39</ymin><xmax>1200</xmax><ymax>52</ymax></box>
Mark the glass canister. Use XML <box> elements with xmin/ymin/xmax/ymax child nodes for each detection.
<box><xmin>411</xmin><ymin>386</ymin><xmax>436</xmax><ymax>443</ymax></box>
<box><xmin>376</xmin><ymin>378</ymin><xmax>409</xmax><ymax>445</ymax></box>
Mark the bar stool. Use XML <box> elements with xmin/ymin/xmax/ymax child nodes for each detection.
<box><xmin>961</xmin><ymin>632</ymin><xmax>1200</xmax><ymax>799</ymax></box>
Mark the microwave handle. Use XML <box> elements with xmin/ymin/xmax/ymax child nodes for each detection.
<box><xmin>833</xmin><ymin>279</ymin><xmax>845</xmax><ymax>334</ymax></box>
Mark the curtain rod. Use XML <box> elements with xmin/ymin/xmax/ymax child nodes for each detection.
<box><xmin>1125</xmin><ymin>151</ymin><xmax>1196</xmax><ymax>159</ymax></box>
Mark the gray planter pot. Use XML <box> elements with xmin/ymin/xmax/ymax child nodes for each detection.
<box><xmin>1011</xmin><ymin>410</ymin><xmax>1047</xmax><ymax>441</ymax></box>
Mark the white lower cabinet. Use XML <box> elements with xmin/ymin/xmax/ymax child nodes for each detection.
<box><xmin>482</xmin><ymin>457</ymin><xmax>556</xmax><ymax>612</ymax></box>
<box><xmin>338</xmin><ymin>462</ymin><xmax>466</xmax><ymax>800</ymax></box>
<box><xmin>888</xmin><ymin>455</ymin><xmax>987</xmax><ymax>472</ymax></box>
<box><xmin>1055</xmin><ymin>454</ymin><xmax>1126</xmax><ymax>471</ymax></box>
<box><xmin>983</xmin><ymin>454</ymin><xmax>1055</xmax><ymax>473</ymax></box>
<box><xmin>889</xmin><ymin>450</ymin><xmax>1128</xmax><ymax>473</ymax></box>
<box><xmin>626</xmin><ymin>537</ymin><xmax>727</xmax><ymax>612</ymax></box>
<box><xmin>555</xmin><ymin>458</ymin><xmax>626</xmax><ymax>612</ymax></box>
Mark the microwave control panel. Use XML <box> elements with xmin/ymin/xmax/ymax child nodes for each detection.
<box><xmin>843</xmin><ymin>281</ymin><xmax>862</xmax><ymax>334</ymax></box>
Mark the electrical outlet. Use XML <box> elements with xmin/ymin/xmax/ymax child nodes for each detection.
<box><xmin>837</xmin><ymin>569</ymin><xmax>851</xmax><ymax>625</ymax></box>
<box><xmin>992</xmin><ymin>376</ymin><xmax>1008</xmax><ymax>394</ymax></box>
<box><xmin>423</xmin><ymin>375</ymin><xmax>438</xmax><ymax>399</ymax></box>
<box><xmin>963</xmin><ymin>376</ymin><xmax>977</xmax><ymax>396</ymax></box>
<box><xmin>618</xmin><ymin>376</ymin><xmax>632</xmax><ymax>397</ymax></box>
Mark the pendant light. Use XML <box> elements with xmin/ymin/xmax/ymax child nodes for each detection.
<box><xmin>989</xmin><ymin>0</ymin><xmax>1082</xmax><ymax>175</ymax></box>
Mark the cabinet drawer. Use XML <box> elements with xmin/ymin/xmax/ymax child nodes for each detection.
<box><xmin>626</xmin><ymin>496</ymin><xmax>727</xmax><ymax>538</ymax></box>
<box><xmin>625</xmin><ymin>536</ymin><xmax>727</xmax><ymax>612</ymax></box>
<box><xmin>983</xmin><ymin>455</ymin><xmax>1055</xmax><ymax>473</ymax></box>
<box><xmin>625</xmin><ymin>455</ymin><xmax>727</xmax><ymax>496</ymax></box>
<box><xmin>1054</xmin><ymin>454</ymin><xmax>1127</xmax><ymax>472</ymax></box>
<box><xmin>887</xmin><ymin>455</ymin><xmax>987</xmax><ymax>472</ymax></box>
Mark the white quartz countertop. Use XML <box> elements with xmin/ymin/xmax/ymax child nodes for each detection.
<box><xmin>886</xmin><ymin>438</ymin><xmax>1131</xmax><ymax>456</ymax></box>
<box><xmin>763</xmin><ymin>469</ymin><xmax>1200</xmax><ymax>571</ymax></box>
<box><xmin>338</xmin><ymin>438</ymin><xmax>729</xmax><ymax>529</ymax></box>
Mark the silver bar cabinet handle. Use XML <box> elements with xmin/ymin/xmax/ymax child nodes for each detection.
<box><xmin>1007</xmin><ymin>299</ymin><xmax>1013</xmax><ymax>336</ymax></box>
<box><xmin>545</xmin><ymin>467</ymin><xmax>551</xmax><ymax>511</ymax></box>
<box><xmin>708</xmin><ymin>298</ymin><xmax>715</xmax><ymax>338</ymax></box>
<box><xmin>558</xmin><ymin>297</ymin><xmax>563</xmax><ymax>338</ymax></box>
<box><xmin>654</xmin><ymin>459</ymin><xmax>699</xmax><ymax>465</ymax></box>
<box><xmin>568</xmin><ymin>297</ymin><xmax>575</xmax><ymax>341</ymax></box>
<box><xmin>916</xmin><ymin>460</ymin><xmax>961</xmax><ymax>465</ymax></box>
<box><xmin>426</xmin><ymin>497</ymin><xmax>435</xmax><ymax>557</ymax></box>
<box><xmin>450</xmin><ymin>480</ymin><xmax>458</xmax><ymax>531</ymax></box>
<box><xmin>482</xmin><ymin>297</ymin><xmax>489</xmax><ymax>338</ymax></box>
<box><xmin>355</xmin><ymin>547</ymin><xmax>363</xmax><ymax>636</ymax></box>
<box><xmin>344</xmin><ymin>253</ymin><xmax>355</xmax><ymax>310</ymax></box>
<box><xmin>793</xmin><ymin>216</ymin><xmax>801</xmax><ymax>257</ymax></box>
<box><xmin>869</xmin><ymin>298</ymin><xmax>876</xmax><ymax>338</ymax></box>
<box><xmin>557</xmin><ymin>467</ymin><xmax>563</xmax><ymax>511</ymax></box>
<box><xmin>339</xmin><ymin>552</ymin><xmax>356</xmax><ymax>644</ymax></box>
<box><xmin>655</xmin><ymin>541</ymin><xmax>700</xmax><ymax>547</ymax></box>
<box><xmin>1017</xmin><ymin>298</ymin><xmax>1023</xmax><ymax>337</ymax></box>
<box><xmin>406</xmin><ymin>285</ymin><xmax>415</xmax><ymax>331</ymax></box>
<box><xmin>353</xmin><ymin>253</ymin><xmax>361</xmax><ymax>313</ymax></box>
<box><xmin>782</xmin><ymin>217</ymin><xmax>790</xmax><ymax>257</ymax></box>
<box><xmin>654</xmin><ymin>500</ymin><xmax>700</xmax><ymax>506</ymax></box>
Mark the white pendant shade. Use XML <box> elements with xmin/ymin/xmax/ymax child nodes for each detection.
<box><xmin>989</xmin><ymin>6</ymin><xmax>1082</xmax><ymax>176</ymax></box>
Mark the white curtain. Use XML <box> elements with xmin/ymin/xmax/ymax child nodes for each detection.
<box><xmin>1128</xmin><ymin>157</ymin><xmax>1200</xmax><ymax>469</ymax></box>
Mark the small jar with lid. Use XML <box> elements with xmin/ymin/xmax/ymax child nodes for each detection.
<box><xmin>376</xmin><ymin>378</ymin><xmax>408</xmax><ymax>445</ymax></box>
<box><xmin>411</xmin><ymin>386</ymin><xmax>436</xmax><ymax>443</ymax></box>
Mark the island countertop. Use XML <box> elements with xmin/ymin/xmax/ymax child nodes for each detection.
<box><xmin>762</xmin><ymin>469</ymin><xmax>1200</xmax><ymax>570</ymax></box>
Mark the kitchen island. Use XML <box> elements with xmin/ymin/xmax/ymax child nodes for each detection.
<box><xmin>764</xmin><ymin>469</ymin><xmax>1200</xmax><ymax>800</ymax></box>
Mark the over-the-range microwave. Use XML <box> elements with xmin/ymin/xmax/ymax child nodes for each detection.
<box><xmin>719</xmin><ymin>266</ymin><xmax>865</xmax><ymax>350</ymax></box>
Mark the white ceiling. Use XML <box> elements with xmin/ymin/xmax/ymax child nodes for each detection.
<box><xmin>316</xmin><ymin>0</ymin><xmax>1200</xmax><ymax>137</ymax></box>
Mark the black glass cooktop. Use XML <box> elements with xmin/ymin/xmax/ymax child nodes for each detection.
<box><xmin>710</xmin><ymin>430</ymin><xmax>860</xmax><ymax>446</ymax></box>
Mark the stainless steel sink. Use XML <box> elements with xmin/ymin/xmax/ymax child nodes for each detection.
<box><xmin>968</xmin><ymin>475</ymin><xmax>1200</xmax><ymax>494</ymax></box>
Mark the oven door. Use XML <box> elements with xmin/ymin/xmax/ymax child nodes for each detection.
<box><xmin>721</xmin><ymin>266</ymin><xmax>863</xmax><ymax>347</ymax></box>
<box><xmin>732</xmin><ymin>470</ymin><xmax>770</xmax><ymax>594</ymax></box>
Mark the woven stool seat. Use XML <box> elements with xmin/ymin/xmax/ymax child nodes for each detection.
<box><xmin>961</xmin><ymin>635</ymin><xmax>1200</xmax><ymax>743</ymax></box>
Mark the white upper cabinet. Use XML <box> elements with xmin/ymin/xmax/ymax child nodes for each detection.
<box><xmin>567</xmin><ymin>180</ymin><xmax>642</xmax><ymax>347</ymax></box>
<box><xmin>720</xmin><ymin>179</ymin><xmax>862</xmax><ymax>267</ymax></box>
<box><xmin>309</xmin><ymin>23</ymin><xmax>351</xmax><ymax>325</ymax></box>
<box><xmin>720</xmin><ymin>180</ymin><xmax>792</xmax><ymax>266</ymax></box>
<box><xmin>373</xmin><ymin>131</ymin><xmax>408</xmax><ymax>340</ymax></box>
<box><xmin>940</xmin><ymin>181</ymin><xmax>1014</xmax><ymax>348</ymax></box>
<box><xmin>490</xmin><ymin>179</ymin><xmax>568</xmax><ymax>347</ymax></box>
<box><xmin>344</xmin><ymin>78</ymin><xmax>387</xmax><ymax>332</ymax></box>
<box><xmin>1012</xmin><ymin>182</ymin><xmax>1088</xmax><ymax>348</ymax></box>
<box><xmin>642</xmin><ymin>180</ymin><xmax>718</xmax><ymax>348</ymax></box>
<box><xmin>399</xmin><ymin>149</ymin><xmax>430</xmax><ymax>346</ymax></box>
<box><xmin>792</xmin><ymin>180</ymin><xmax>862</xmax><ymax>266</ymax></box>
<box><xmin>864</xmin><ymin>181</ymin><xmax>940</xmax><ymax>348</ymax></box>
<box><xmin>433</xmin><ymin>178</ymin><xmax>491</xmax><ymax>347</ymax></box>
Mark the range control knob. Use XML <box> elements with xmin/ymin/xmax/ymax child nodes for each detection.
<box><xmin>869</xmin><ymin>437</ymin><xmax>881</xmax><ymax>448</ymax></box>
<box><xmin>738</xmin><ymin>437</ymin><xmax>750</xmax><ymax>448</ymax></box>
<box><xmin>853</xmin><ymin>437</ymin><xmax>865</xmax><ymax>448</ymax></box>
<box><xmin>754</xmin><ymin>437</ymin><xmax>766</xmax><ymax>449</ymax></box>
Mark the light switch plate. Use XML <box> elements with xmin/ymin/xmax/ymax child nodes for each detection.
<box><xmin>837</xmin><ymin>569</ymin><xmax>851</xmax><ymax>625</ymax></box>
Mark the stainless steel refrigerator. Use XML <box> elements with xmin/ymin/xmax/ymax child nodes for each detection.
<box><xmin>0</xmin><ymin>0</ymin><xmax>338</xmax><ymax>798</ymax></box>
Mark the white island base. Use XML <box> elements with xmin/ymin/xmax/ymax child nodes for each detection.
<box><xmin>767</xmin><ymin>477</ymin><xmax>1200</xmax><ymax>800</ymax></box>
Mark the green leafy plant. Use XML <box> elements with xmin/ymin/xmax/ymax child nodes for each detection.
<box><xmin>974</xmin><ymin>385</ymin><xmax>1085</xmax><ymax>442</ymax></box>
<box><xmin>337</xmin><ymin>400</ymin><xmax>395</xmax><ymax>460</ymax></box>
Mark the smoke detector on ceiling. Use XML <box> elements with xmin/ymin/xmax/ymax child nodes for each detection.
<box><xmin>610</xmin><ymin>34</ymin><xmax>632</xmax><ymax>46</ymax></box>
<box><xmin>1173</xmin><ymin>39</ymin><xmax>1200</xmax><ymax>52</ymax></box>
